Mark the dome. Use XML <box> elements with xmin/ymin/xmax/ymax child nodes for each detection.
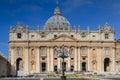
<box><xmin>44</xmin><ymin>6</ymin><xmax>71</xmax><ymax>30</ymax></box>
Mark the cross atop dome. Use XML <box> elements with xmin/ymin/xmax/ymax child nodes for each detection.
<box><xmin>54</xmin><ymin>0</ymin><xmax>61</xmax><ymax>15</ymax></box>
<box><xmin>56</xmin><ymin>0</ymin><xmax>59</xmax><ymax>6</ymax></box>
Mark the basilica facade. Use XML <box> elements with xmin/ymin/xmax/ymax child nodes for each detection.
<box><xmin>9</xmin><ymin>5</ymin><xmax>119</xmax><ymax>76</ymax></box>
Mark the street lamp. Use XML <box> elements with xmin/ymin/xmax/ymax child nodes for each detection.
<box><xmin>55</xmin><ymin>45</ymin><xmax>72</xmax><ymax>80</ymax></box>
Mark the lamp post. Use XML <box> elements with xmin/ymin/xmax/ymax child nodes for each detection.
<box><xmin>55</xmin><ymin>45</ymin><xmax>72</xmax><ymax>80</ymax></box>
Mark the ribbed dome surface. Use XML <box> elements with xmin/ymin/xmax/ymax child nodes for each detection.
<box><xmin>44</xmin><ymin>6</ymin><xmax>71</xmax><ymax>30</ymax></box>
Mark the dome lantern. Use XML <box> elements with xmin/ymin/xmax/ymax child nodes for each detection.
<box><xmin>54</xmin><ymin>6</ymin><xmax>61</xmax><ymax>15</ymax></box>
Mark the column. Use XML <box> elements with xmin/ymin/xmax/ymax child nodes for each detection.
<box><xmin>97</xmin><ymin>47</ymin><xmax>100</xmax><ymax>72</ymax></box>
<box><xmin>24</xmin><ymin>47</ymin><xmax>29</xmax><ymax>75</ymax></box>
<box><xmin>77</xmin><ymin>47</ymin><xmax>80</xmax><ymax>71</ymax></box>
<box><xmin>39</xmin><ymin>47</ymin><xmax>41</xmax><ymax>73</ymax></box>
<box><xmin>74</xmin><ymin>47</ymin><xmax>77</xmax><ymax>71</ymax></box>
<box><xmin>112</xmin><ymin>47</ymin><xmax>115</xmax><ymax>72</ymax></box>
<box><xmin>87</xmin><ymin>47</ymin><xmax>90</xmax><ymax>71</ymax></box>
<box><xmin>76</xmin><ymin>47</ymin><xmax>79</xmax><ymax>71</ymax></box>
<box><xmin>67</xmin><ymin>57</ymin><xmax>70</xmax><ymax>71</ymax></box>
<box><xmin>10</xmin><ymin>47</ymin><xmax>14</xmax><ymax>66</ymax></box>
<box><xmin>47</xmin><ymin>47</ymin><xmax>50</xmax><ymax>72</ymax></box>
<box><xmin>67</xmin><ymin>46</ymin><xmax>71</xmax><ymax>71</ymax></box>
<box><xmin>36</xmin><ymin>47</ymin><xmax>40</xmax><ymax>73</ymax></box>
<box><xmin>100</xmin><ymin>47</ymin><xmax>103</xmax><ymax>72</ymax></box>
<box><xmin>118</xmin><ymin>62</ymin><xmax>120</xmax><ymax>72</ymax></box>
<box><xmin>50</xmin><ymin>47</ymin><xmax>54</xmax><ymax>72</ymax></box>
<box><xmin>97</xmin><ymin>47</ymin><xmax>103</xmax><ymax>72</ymax></box>
<box><xmin>58</xmin><ymin>56</ymin><xmax>61</xmax><ymax>71</ymax></box>
<box><xmin>10</xmin><ymin>47</ymin><xmax>16</xmax><ymax>75</ymax></box>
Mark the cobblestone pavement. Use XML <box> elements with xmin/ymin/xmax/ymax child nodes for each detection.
<box><xmin>0</xmin><ymin>77</ymin><xmax>40</xmax><ymax>80</ymax></box>
<box><xmin>0</xmin><ymin>77</ymin><xmax>120</xmax><ymax>80</ymax></box>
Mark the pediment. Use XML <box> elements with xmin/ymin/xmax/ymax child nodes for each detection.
<box><xmin>49</xmin><ymin>34</ymin><xmax>77</xmax><ymax>41</ymax></box>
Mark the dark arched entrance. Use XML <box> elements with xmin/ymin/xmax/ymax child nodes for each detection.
<box><xmin>104</xmin><ymin>58</ymin><xmax>110</xmax><ymax>72</ymax></box>
<box><xmin>82</xmin><ymin>62</ymin><xmax>86</xmax><ymax>71</ymax></box>
<box><xmin>16</xmin><ymin>58</ymin><xmax>23</xmax><ymax>71</ymax></box>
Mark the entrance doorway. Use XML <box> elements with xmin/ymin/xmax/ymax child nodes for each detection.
<box><xmin>16</xmin><ymin>58</ymin><xmax>23</xmax><ymax>71</ymax></box>
<box><xmin>104</xmin><ymin>58</ymin><xmax>110</xmax><ymax>72</ymax></box>
<box><xmin>82</xmin><ymin>62</ymin><xmax>86</xmax><ymax>71</ymax></box>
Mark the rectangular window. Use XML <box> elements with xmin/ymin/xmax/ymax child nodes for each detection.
<box><xmin>92</xmin><ymin>35</ymin><xmax>96</xmax><ymax>37</ymax></box>
<box><xmin>41</xmin><ymin>35</ymin><xmax>45</xmax><ymax>38</ymax></box>
<box><xmin>17</xmin><ymin>33</ymin><xmax>22</xmax><ymax>39</ymax></box>
<box><xmin>105</xmin><ymin>34</ymin><xmax>109</xmax><ymax>39</ymax></box>
<box><xmin>41</xmin><ymin>62</ymin><xmax>46</xmax><ymax>72</ymax></box>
